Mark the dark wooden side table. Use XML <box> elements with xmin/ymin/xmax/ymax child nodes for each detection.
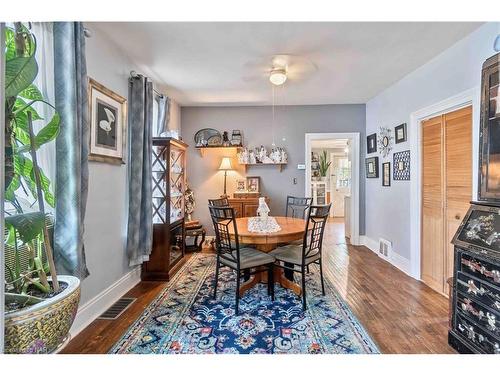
<box><xmin>185</xmin><ymin>220</ymin><xmax>206</xmax><ymax>253</ymax></box>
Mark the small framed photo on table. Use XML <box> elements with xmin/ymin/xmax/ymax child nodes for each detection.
<box><xmin>236</xmin><ymin>179</ymin><xmax>246</xmax><ymax>192</ymax></box>
<box><xmin>246</xmin><ymin>176</ymin><xmax>260</xmax><ymax>193</ymax></box>
<box><xmin>88</xmin><ymin>78</ymin><xmax>127</xmax><ymax>164</ymax></box>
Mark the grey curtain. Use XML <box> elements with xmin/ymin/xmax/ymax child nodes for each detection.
<box><xmin>53</xmin><ymin>22</ymin><xmax>90</xmax><ymax>278</ymax></box>
<box><xmin>126</xmin><ymin>75</ymin><xmax>153</xmax><ymax>266</ymax></box>
<box><xmin>155</xmin><ymin>95</ymin><xmax>170</xmax><ymax>137</ymax></box>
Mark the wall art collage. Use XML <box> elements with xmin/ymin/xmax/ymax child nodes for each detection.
<box><xmin>366</xmin><ymin>122</ymin><xmax>409</xmax><ymax>185</ymax></box>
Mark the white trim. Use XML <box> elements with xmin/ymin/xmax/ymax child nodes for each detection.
<box><xmin>305</xmin><ymin>132</ymin><xmax>360</xmax><ymax>245</ymax></box>
<box><xmin>69</xmin><ymin>266</ymin><xmax>141</xmax><ymax>338</ymax></box>
<box><xmin>360</xmin><ymin>236</ymin><xmax>411</xmax><ymax>276</ymax></box>
<box><xmin>0</xmin><ymin>23</ymin><xmax>5</xmax><ymax>354</ymax></box>
<box><xmin>409</xmin><ymin>87</ymin><xmax>479</xmax><ymax>280</ymax></box>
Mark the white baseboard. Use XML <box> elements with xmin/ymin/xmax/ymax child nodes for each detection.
<box><xmin>360</xmin><ymin>235</ymin><xmax>412</xmax><ymax>278</ymax></box>
<box><xmin>69</xmin><ymin>266</ymin><xmax>141</xmax><ymax>338</ymax></box>
<box><xmin>359</xmin><ymin>235</ymin><xmax>378</xmax><ymax>253</ymax></box>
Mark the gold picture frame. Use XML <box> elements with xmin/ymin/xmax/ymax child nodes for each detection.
<box><xmin>88</xmin><ymin>77</ymin><xmax>127</xmax><ymax>164</ymax></box>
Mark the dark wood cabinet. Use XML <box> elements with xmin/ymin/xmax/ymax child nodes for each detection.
<box><xmin>142</xmin><ymin>138</ymin><xmax>188</xmax><ymax>281</ymax></box>
<box><xmin>227</xmin><ymin>197</ymin><xmax>270</xmax><ymax>218</ymax></box>
<box><xmin>449</xmin><ymin>53</ymin><xmax>500</xmax><ymax>354</ymax></box>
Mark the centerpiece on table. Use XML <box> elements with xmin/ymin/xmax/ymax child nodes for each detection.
<box><xmin>248</xmin><ymin>197</ymin><xmax>281</xmax><ymax>233</ymax></box>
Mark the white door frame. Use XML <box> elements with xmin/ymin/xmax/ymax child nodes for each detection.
<box><xmin>305</xmin><ymin>132</ymin><xmax>360</xmax><ymax>245</ymax></box>
<box><xmin>409</xmin><ymin>87</ymin><xmax>479</xmax><ymax>280</ymax></box>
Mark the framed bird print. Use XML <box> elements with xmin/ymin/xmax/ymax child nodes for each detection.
<box><xmin>88</xmin><ymin>78</ymin><xmax>127</xmax><ymax>164</ymax></box>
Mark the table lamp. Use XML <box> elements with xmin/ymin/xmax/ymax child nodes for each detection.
<box><xmin>218</xmin><ymin>157</ymin><xmax>233</xmax><ymax>198</ymax></box>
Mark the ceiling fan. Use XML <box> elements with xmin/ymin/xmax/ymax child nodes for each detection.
<box><xmin>242</xmin><ymin>54</ymin><xmax>317</xmax><ymax>85</ymax></box>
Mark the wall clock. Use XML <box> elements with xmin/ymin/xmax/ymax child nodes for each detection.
<box><xmin>378</xmin><ymin>127</ymin><xmax>393</xmax><ymax>158</ymax></box>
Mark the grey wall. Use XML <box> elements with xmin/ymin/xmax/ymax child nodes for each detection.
<box><xmin>81</xmin><ymin>26</ymin><xmax>183</xmax><ymax>306</ymax></box>
<box><xmin>181</xmin><ymin>104</ymin><xmax>366</xmax><ymax>232</ymax></box>
<box><xmin>365</xmin><ymin>22</ymin><xmax>500</xmax><ymax>261</ymax></box>
<box><xmin>81</xmin><ymin>26</ymin><xmax>137</xmax><ymax>304</ymax></box>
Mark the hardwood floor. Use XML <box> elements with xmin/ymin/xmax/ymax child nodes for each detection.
<box><xmin>62</xmin><ymin>219</ymin><xmax>455</xmax><ymax>354</ymax></box>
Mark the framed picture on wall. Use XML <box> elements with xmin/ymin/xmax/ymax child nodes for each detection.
<box><xmin>88</xmin><ymin>78</ymin><xmax>127</xmax><ymax>164</ymax></box>
<box><xmin>246</xmin><ymin>176</ymin><xmax>260</xmax><ymax>193</ymax></box>
<box><xmin>393</xmin><ymin>150</ymin><xmax>411</xmax><ymax>180</ymax></box>
<box><xmin>382</xmin><ymin>162</ymin><xmax>391</xmax><ymax>186</ymax></box>
<box><xmin>395</xmin><ymin>123</ymin><xmax>407</xmax><ymax>143</ymax></box>
<box><xmin>365</xmin><ymin>157</ymin><xmax>379</xmax><ymax>178</ymax></box>
<box><xmin>367</xmin><ymin>133</ymin><xmax>377</xmax><ymax>154</ymax></box>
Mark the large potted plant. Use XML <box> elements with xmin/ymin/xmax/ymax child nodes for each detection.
<box><xmin>4</xmin><ymin>23</ymin><xmax>80</xmax><ymax>354</ymax></box>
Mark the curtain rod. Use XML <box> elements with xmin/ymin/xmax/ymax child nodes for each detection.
<box><xmin>129</xmin><ymin>70</ymin><xmax>165</xmax><ymax>98</ymax></box>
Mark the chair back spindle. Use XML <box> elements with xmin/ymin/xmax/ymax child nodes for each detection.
<box><xmin>285</xmin><ymin>196</ymin><xmax>313</xmax><ymax>219</ymax></box>
<box><xmin>302</xmin><ymin>204</ymin><xmax>331</xmax><ymax>263</ymax></box>
<box><xmin>208</xmin><ymin>205</ymin><xmax>240</xmax><ymax>268</ymax></box>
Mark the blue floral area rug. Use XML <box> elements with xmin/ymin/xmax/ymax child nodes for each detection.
<box><xmin>110</xmin><ymin>254</ymin><xmax>379</xmax><ymax>354</ymax></box>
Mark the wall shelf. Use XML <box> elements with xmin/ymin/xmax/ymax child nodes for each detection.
<box><xmin>196</xmin><ymin>146</ymin><xmax>242</xmax><ymax>157</ymax></box>
<box><xmin>239</xmin><ymin>163</ymin><xmax>287</xmax><ymax>173</ymax></box>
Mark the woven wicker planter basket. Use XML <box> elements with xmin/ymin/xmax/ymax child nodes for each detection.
<box><xmin>5</xmin><ymin>275</ymin><xmax>80</xmax><ymax>354</ymax></box>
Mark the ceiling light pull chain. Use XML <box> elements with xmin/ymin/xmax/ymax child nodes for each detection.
<box><xmin>272</xmin><ymin>84</ymin><xmax>276</xmax><ymax>147</ymax></box>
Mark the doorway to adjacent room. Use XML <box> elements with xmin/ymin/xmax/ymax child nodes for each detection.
<box><xmin>305</xmin><ymin>133</ymin><xmax>360</xmax><ymax>245</ymax></box>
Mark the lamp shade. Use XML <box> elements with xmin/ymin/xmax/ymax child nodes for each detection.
<box><xmin>218</xmin><ymin>157</ymin><xmax>233</xmax><ymax>170</ymax></box>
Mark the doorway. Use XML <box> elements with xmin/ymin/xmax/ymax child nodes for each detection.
<box><xmin>305</xmin><ymin>133</ymin><xmax>360</xmax><ymax>245</ymax></box>
<box><xmin>421</xmin><ymin>106</ymin><xmax>473</xmax><ymax>295</ymax></box>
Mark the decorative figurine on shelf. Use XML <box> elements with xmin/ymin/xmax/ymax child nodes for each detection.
<box><xmin>257</xmin><ymin>145</ymin><xmax>267</xmax><ymax>163</ymax></box>
<box><xmin>257</xmin><ymin>197</ymin><xmax>270</xmax><ymax>220</ymax></box>
<box><xmin>238</xmin><ymin>147</ymin><xmax>249</xmax><ymax>164</ymax></box>
<box><xmin>237</xmin><ymin>145</ymin><xmax>288</xmax><ymax>165</ymax></box>
<box><xmin>222</xmin><ymin>131</ymin><xmax>230</xmax><ymax>147</ymax></box>
<box><xmin>231</xmin><ymin>130</ymin><xmax>243</xmax><ymax>146</ymax></box>
<box><xmin>249</xmin><ymin>149</ymin><xmax>257</xmax><ymax>164</ymax></box>
<box><xmin>184</xmin><ymin>184</ymin><xmax>195</xmax><ymax>222</ymax></box>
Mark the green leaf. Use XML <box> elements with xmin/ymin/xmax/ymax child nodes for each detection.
<box><xmin>5</xmin><ymin>56</ymin><xmax>38</xmax><ymax>98</ymax></box>
<box><xmin>33</xmin><ymin>168</ymin><xmax>55</xmax><ymax>208</ymax></box>
<box><xmin>35</xmin><ymin>113</ymin><xmax>60</xmax><ymax>146</ymax></box>
<box><xmin>17</xmin><ymin>113</ymin><xmax>61</xmax><ymax>153</ymax></box>
<box><xmin>19</xmin><ymin>84</ymin><xmax>43</xmax><ymax>101</ymax></box>
<box><xmin>5</xmin><ymin>175</ymin><xmax>21</xmax><ymax>203</ymax></box>
<box><xmin>13</xmin><ymin>154</ymin><xmax>56</xmax><ymax>208</ymax></box>
<box><xmin>5</xmin><ymin>212</ymin><xmax>46</xmax><ymax>244</ymax></box>
<box><xmin>5</xmin><ymin>28</ymin><xmax>16</xmax><ymax>60</ymax></box>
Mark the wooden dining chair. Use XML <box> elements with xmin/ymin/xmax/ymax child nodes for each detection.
<box><xmin>285</xmin><ymin>196</ymin><xmax>313</xmax><ymax>219</ymax></box>
<box><xmin>209</xmin><ymin>205</ymin><xmax>275</xmax><ymax>314</ymax></box>
<box><xmin>208</xmin><ymin>197</ymin><xmax>230</xmax><ymax>207</ymax></box>
<box><xmin>270</xmin><ymin>204</ymin><xmax>331</xmax><ymax>310</ymax></box>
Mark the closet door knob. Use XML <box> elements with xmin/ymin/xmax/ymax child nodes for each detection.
<box><xmin>455</xmin><ymin>214</ymin><xmax>461</xmax><ymax>220</ymax></box>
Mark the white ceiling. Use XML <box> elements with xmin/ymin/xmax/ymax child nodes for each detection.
<box><xmin>90</xmin><ymin>22</ymin><xmax>482</xmax><ymax>106</ymax></box>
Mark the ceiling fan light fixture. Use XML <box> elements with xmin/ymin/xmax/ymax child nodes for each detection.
<box><xmin>269</xmin><ymin>68</ymin><xmax>287</xmax><ymax>86</ymax></box>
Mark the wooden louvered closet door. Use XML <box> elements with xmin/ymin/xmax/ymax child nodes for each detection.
<box><xmin>421</xmin><ymin>106</ymin><xmax>472</xmax><ymax>296</ymax></box>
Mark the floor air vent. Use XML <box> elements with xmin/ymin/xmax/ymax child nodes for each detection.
<box><xmin>98</xmin><ymin>297</ymin><xmax>136</xmax><ymax>320</ymax></box>
<box><xmin>378</xmin><ymin>238</ymin><xmax>392</xmax><ymax>259</ymax></box>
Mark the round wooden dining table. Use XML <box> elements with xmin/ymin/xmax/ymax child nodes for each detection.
<box><xmin>228</xmin><ymin>216</ymin><xmax>306</xmax><ymax>297</ymax></box>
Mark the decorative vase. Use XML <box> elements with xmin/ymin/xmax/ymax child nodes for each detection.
<box><xmin>5</xmin><ymin>275</ymin><xmax>81</xmax><ymax>354</ymax></box>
